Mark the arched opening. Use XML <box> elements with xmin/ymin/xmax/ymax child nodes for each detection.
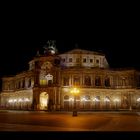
<box><xmin>136</xmin><ymin>98</ymin><xmax>140</xmax><ymax>109</ymax></box>
<box><xmin>122</xmin><ymin>96</ymin><xmax>129</xmax><ymax>109</ymax></box>
<box><xmin>81</xmin><ymin>95</ymin><xmax>91</xmax><ymax>110</ymax></box>
<box><xmin>105</xmin><ymin>77</ymin><xmax>110</xmax><ymax>87</ymax></box>
<box><xmin>40</xmin><ymin>92</ymin><xmax>49</xmax><ymax>110</ymax></box>
<box><xmin>93</xmin><ymin>96</ymin><xmax>100</xmax><ymax>110</ymax></box>
<box><xmin>64</xmin><ymin>95</ymin><xmax>69</xmax><ymax>110</ymax></box>
<box><xmin>104</xmin><ymin>96</ymin><xmax>111</xmax><ymax>109</ymax></box>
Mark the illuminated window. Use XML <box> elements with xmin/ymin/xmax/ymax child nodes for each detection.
<box><xmin>40</xmin><ymin>79</ymin><xmax>47</xmax><ymax>85</ymax></box>
<box><xmin>73</xmin><ymin>77</ymin><xmax>80</xmax><ymax>86</ymax></box>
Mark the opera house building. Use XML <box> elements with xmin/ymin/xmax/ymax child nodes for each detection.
<box><xmin>0</xmin><ymin>41</ymin><xmax>140</xmax><ymax>111</ymax></box>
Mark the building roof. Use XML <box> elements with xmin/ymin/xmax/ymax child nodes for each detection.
<box><xmin>60</xmin><ymin>49</ymin><xmax>105</xmax><ymax>55</ymax></box>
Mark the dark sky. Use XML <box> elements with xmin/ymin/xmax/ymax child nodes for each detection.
<box><xmin>0</xmin><ymin>37</ymin><xmax>139</xmax><ymax>78</ymax></box>
<box><xmin>0</xmin><ymin>12</ymin><xmax>140</xmax><ymax>77</ymax></box>
<box><xmin>0</xmin><ymin>0</ymin><xmax>139</xmax><ymax>77</ymax></box>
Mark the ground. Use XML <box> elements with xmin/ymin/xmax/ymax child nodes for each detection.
<box><xmin>0</xmin><ymin>110</ymin><xmax>140</xmax><ymax>131</ymax></box>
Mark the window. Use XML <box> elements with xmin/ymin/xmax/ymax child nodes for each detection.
<box><xmin>95</xmin><ymin>76</ymin><xmax>101</xmax><ymax>86</ymax></box>
<box><xmin>73</xmin><ymin>77</ymin><xmax>80</xmax><ymax>86</ymax></box>
<box><xmin>90</xmin><ymin>59</ymin><xmax>93</xmax><ymax>63</ymax></box>
<box><xmin>69</xmin><ymin>58</ymin><xmax>72</xmax><ymax>62</ymax></box>
<box><xmin>84</xmin><ymin>76</ymin><xmax>91</xmax><ymax>86</ymax></box>
<box><xmin>40</xmin><ymin>79</ymin><xmax>47</xmax><ymax>85</ymax></box>
<box><xmin>48</xmin><ymin>80</ymin><xmax>53</xmax><ymax>86</ymax></box>
<box><xmin>63</xmin><ymin>77</ymin><xmax>69</xmax><ymax>86</ymax></box>
<box><xmin>45</xmin><ymin>74</ymin><xmax>53</xmax><ymax>85</ymax></box>
<box><xmin>54</xmin><ymin>59</ymin><xmax>60</xmax><ymax>65</ymax></box>
<box><xmin>105</xmin><ymin>77</ymin><xmax>110</xmax><ymax>87</ymax></box>
<box><xmin>96</xmin><ymin>59</ymin><xmax>99</xmax><ymax>63</ymax></box>
<box><xmin>122</xmin><ymin>77</ymin><xmax>126</xmax><ymax>86</ymax></box>
<box><xmin>83</xmin><ymin>58</ymin><xmax>86</xmax><ymax>63</ymax></box>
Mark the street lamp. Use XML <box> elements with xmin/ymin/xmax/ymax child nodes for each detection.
<box><xmin>70</xmin><ymin>87</ymin><xmax>80</xmax><ymax>117</ymax></box>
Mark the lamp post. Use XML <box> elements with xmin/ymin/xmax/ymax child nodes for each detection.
<box><xmin>70</xmin><ymin>87</ymin><xmax>79</xmax><ymax>117</ymax></box>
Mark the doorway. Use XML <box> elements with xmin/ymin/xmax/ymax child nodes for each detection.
<box><xmin>40</xmin><ymin>92</ymin><xmax>49</xmax><ymax>110</ymax></box>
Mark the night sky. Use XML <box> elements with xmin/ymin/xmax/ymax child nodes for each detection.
<box><xmin>0</xmin><ymin>0</ymin><xmax>139</xmax><ymax>77</ymax></box>
<box><xmin>0</xmin><ymin>37</ymin><xmax>139</xmax><ymax>78</ymax></box>
<box><xmin>0</xmin><ymin>13</ymin><xmax>140</xmax><ymax>78</ymax></box>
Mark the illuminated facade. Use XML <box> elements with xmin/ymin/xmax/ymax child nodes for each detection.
<box><xmin>1</xmin><ymin>41</ymin><xmax>140</xmax><ymax>111</ymax></box>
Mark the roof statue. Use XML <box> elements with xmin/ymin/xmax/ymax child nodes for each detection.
<box><xmin>43</xmin><ymin>40</ymin><xmax>57</xmax><ymax>55</ymax></box>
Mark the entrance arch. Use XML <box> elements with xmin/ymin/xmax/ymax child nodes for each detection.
<box><xmin>40</xmin><ymin>92</ymin><xmax>49</xmax><ymax>110</ymax></box>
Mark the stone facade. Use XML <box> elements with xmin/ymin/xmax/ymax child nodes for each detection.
<box><xmin>0</xmin><ymin>43</ymin><xmax>140</xmax><ymax>111</ymax></box>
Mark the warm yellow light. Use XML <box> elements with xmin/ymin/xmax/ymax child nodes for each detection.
<box><xmin>40</xmin><ymin>79</ymin><xmax>47</xmax><ymax>85</ymax></box>
<box><xmin>114</xmin><ymin>98</ymin><xmax>120</xmax><ymax>102</ymax></box>
<box><xmin>93</xmin><ymin>98</ymin><xmax>100</xmax><ymax>102</ymax></box>
<box><xmin>104</xmin><ymin>98</ymin><xmax>110</xmax><ymax>102</ymax></box>
<box><xmin>70</xmin><ymin>87</ymin><xmax>80</xmax><ymax>94</ymax></box>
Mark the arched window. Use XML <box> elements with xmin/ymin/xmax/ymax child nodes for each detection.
<box><xmin>84</xmin><ymin>76</ymin><xmax>91</xmax><ymax>86</ymax></box>
<box><xmin>122</xmin><ymin>77</ymin><xmax>126</xmax><ymax>86</ymax></box>
<box><xmin>122</xmin><ymin>95</ymin><xmax>129</xmax><ymax>109</ymax></box>
<box><xmin>63</xmin><ymin>77</ymin><xmax>69</xmax><ymax>86</ymax></box>
<box><xmin>45</xmin><ymin>74</ymin><xmax>53</xmax><ymax>86</ymax></box>
<box><xmin>85</xmin><ymin>95</ymin><xmax>90</xmax><ymax>100</ymax></box>
<box><xmin>73</xmin><ymin>77</ymin><xmax>80</xmax><ymax>86</ymax></box>
<box><xmin>93</xmin><ymin>96</ymin><xmax>100</xmax><ymax>109</ymax></box>
<box><xmin>105</xmin><ymin>77</ymin><xmax>110</xmax><ymax>87</ymax></box>
<box><xmin>95</xmin><ymin>76</ymin><xmax>101</xmax><ymax>86</ymax></box>
<box><xmin>104</xmin><ymin>96</ymin><xmax>110</xmax><ymax>109</ymax></box>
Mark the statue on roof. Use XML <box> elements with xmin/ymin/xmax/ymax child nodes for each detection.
<box><xmin>43</xmin><ymin>40</ymin><xmax>57</xmax><ymax>55</ymax></box>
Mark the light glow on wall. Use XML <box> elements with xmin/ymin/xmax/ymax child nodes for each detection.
<box><xmin>137</xmin><ymin>98</ymin><xmax>140</xmax><ymax>102</ymax></box>
<box><xmin>93</xmin><ymin>98</ymin><xmax>100</xmax><ymax>102</ymax></box>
